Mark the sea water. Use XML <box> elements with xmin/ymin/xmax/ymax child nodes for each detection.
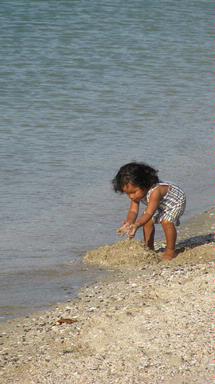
<box><xmin>0</xmin><ymin>0</ymin><xmax>214</xmax><ymax>320</ymax></box>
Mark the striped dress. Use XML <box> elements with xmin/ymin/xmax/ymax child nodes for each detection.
<box><xmin>141</xmin><ymin>182</ymin><xmax>186</xmax><ymax>226</ymax></box>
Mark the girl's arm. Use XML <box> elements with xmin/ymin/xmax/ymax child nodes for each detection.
<box><xmin>126</xmin><ymin>200</ymin><xmax>139</xmax><ymax>224</ymax></box>
<box><xmin>128</xmin><ymin>189</ymin><xmax>161</xmax><ymax>237</ymax></box>
<box><xmin>117</xmin><ymin>200</ymin><xmax>139</xmax><ymax>236</ymax></box>
<box><xmin>136</xmin><ymin>189</ymin><xmax>161</xmax><ymax>226</ymax></box>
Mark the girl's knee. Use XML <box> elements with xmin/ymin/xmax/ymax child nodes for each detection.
<box><xmin>144</xmin><ymin>218</ymin><xmax>155</xmax><ymax>228</ymax></box>
<box><xmin>161</xmin><ymin>221</ymin><xmax>176</xmax><ymax>229</ymax></box>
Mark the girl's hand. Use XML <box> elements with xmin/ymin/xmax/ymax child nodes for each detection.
<box><xmin>127</xmin><ymin>223</ymin><xmax>138</xmax><ymax>238</ymax></box>
<box><xmin>116</xmin><ymin>222</ymin><xmax>130</xmax><ymax>236</ymax></box>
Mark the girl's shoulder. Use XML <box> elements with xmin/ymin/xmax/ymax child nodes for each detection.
<box><xmin>148</xmin><ymin>181</ymin><xmax>185</xmax><ymax>199</ymax></box>
<box><xmin>146</xmin><ymin>181</ymin><xmax>173</xmax><ymax>200</ymax></box>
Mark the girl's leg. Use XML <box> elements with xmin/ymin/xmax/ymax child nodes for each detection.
<box><xmin>161</xmin><ymin>221</ymin><xmax>177</xmax><ymax>260</ymax></box>
<box><xmin>143</xmin><ymin>219</ymin><xmax>155</xmax><ymax>250</ymax></box>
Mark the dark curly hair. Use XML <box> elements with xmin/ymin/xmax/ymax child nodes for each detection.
<box><xmin>112</xmin><ymin>162</ymin><xmax>159</xmax><ymax>193</ymax></box>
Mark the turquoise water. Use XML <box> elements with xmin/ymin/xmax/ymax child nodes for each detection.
<box><xmin>0</xmin><ymin>0</ymin><xmax>214</xmax><ymax>320</ymax></box>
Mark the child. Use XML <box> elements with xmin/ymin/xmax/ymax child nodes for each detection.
<box><xmin>112</xmin><ymin>162</ymin><xmax>186</xmax><ymax>260</ymax></box>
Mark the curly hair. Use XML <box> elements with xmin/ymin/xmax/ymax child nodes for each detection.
<box><xmin>112</xmin><ymin>162</ymin><xmax>159</xmax><ymax>193</ymax></box>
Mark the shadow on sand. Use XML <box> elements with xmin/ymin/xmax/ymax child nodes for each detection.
<box><xmin>158</xmin><ymin>233</ymin><xmax>214</xmax><ymax>258</ymax></box>
<box><xmin>176</xmin><ymin>233</ymin><xmax>215</xmax><ymax>254</ymax></box>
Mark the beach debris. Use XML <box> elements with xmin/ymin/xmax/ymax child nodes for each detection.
<box><xmin>57</xmin><ymin>318</ymin><xmax>78</xmax><ymax>325</ymax></box>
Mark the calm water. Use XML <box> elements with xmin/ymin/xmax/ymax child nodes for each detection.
<box><xmin>0</xmin><ymin>0</ymin><xmax>214</xmax><ymax>320</ymax></box>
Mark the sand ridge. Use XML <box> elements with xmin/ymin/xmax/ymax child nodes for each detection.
<box><xmin>84</xmin><ymin>239</ymin><xmax>161</xmax><ymax>268</ymax></box>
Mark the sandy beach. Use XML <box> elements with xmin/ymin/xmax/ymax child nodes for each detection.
<box><xmin>0</xmin><ymin>208</ymin><xmax>214</xmax><ymax>384</ymax></box>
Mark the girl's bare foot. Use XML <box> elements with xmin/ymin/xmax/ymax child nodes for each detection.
<box><xmin>145</xmin><ymin>244</ymin><xmax>155</xmax><ymax>251</ymax></box>
<box><xmin>163</xmin><ymin>249</ymin><xmax>176</xmax><ymax>261</ymax></box>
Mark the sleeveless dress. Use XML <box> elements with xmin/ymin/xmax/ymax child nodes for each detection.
<box><xmin>141</xmin><ymin>182</ymin><xmax>186</xmax><ymax>226</ymax></box>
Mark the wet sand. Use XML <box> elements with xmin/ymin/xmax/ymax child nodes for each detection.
<box><xmin>0</xmin><ymin>208</ymin><xmax>214</xmax><ymax>383</ymax></box>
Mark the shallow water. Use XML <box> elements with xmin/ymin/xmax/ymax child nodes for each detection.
<box><xmin>0</xmin><ymin>0</ymin><xmax>214</xmax><ymax>321</ymax></box>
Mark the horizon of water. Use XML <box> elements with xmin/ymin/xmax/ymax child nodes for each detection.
<box><xmin>0</xmin><ymin>0</ymin><xmax>214</xmax><ymax>321</ymax></box>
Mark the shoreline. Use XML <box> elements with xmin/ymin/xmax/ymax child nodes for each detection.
<box><xmin>0</xmin><ymin>207</ymin><xmax>214</xmax><ymax>383</ymax></box>
<box><xmin>1</xmin><ymin>205</ymin><xmax>214</xmax><ymax>324</ymax></box>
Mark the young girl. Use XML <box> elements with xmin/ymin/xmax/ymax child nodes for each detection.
<box><xmin>112</xmin><ymin>162</ymin><xmax>186</xmax><ymax>260</ymax></box>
